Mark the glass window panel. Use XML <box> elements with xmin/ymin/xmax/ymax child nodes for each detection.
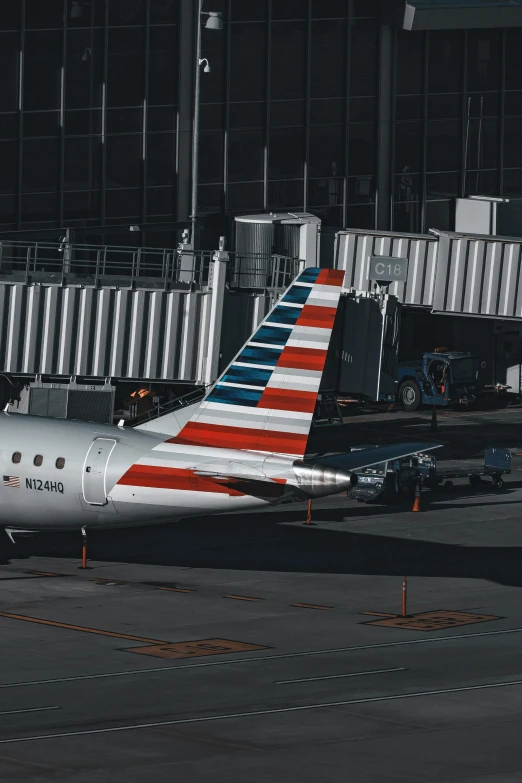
<box><xmin>345</xmin><ymin>203</ymin><xmax>375</xmax><ymax>230</ymax></box>
<box><xmin>270</xmin><ymin>22</ymin><xmax>306</xmax><ymax>100</ymax></box>
<box><xmin>424</xmin><ymin>200</ymin><xmax>453</xmax><ymax>232</ymax></box>
<box><xmin>312</xmin><ymin>0</ymin><xmax>347</xmax><ymax>18</ymax></box>
<box><xmin>353</xmin><ymin>0</ymin><xmax>378</xmax><ymax>16</ymax></box>
<box><xmin>396</xmin><ymin>96</ymin><xmax>423</xmax><ymax>121</ymax></box>
<box><xmin>66</xmin><ymin>0</ymin><xmax>106</xmax><ymax>28</ymax></box>
<box><xmin>65</xmin><ymin>109</ymin><xmax>102</xmax><ymax>135</ymax></box>
<box><xmin>65</xmin><ymin>29</ymin><xmax>104</xmax><ymax>110</ymax></box>
<box><xmin>148</xmin><ymin>105</ymin><xmax>176</xmax><ymax>132</ymax></box>
<box><xmin>504</xmin><ymin>92</ymin><xmax>522</xmax><ymax>117</ymax></box>
<box><xmin>350</xmin><ymin>19</ymin><xmax>378</xmax><ymax>97</ymax></box>
<box><xmin>394</xmin><ymin>172</ymin><xmax>421</xmax><ymax>202</ymax></box>
<box><xmin>505</xmin><ymin>30</ymin><xmax>522</xmax><ymax>91</ymax></box>
<box><xmin>272</xmin><ymin>0</ymin><xmax>307</xmax><ymax>19</ymax></box>
<box><xmin>504</xmin><ymin>118</ymin><xmax>522</xmax><ymax>168</ymax></box>
<box><xmin>64</xmin><ymin>136</ymin><xmax>102</xmax><ymax>190</ymax></box>
<box><xmin>63</xmin><ymin>190</ymin><xmax>101</xmax><ymax>221</ymax></box>
<box><xmin>0</xmin><ymin>4</ymin><xmax>21</xmax><ymax>29</ymax></box>
<box><xmin>0</xmin><ymin>114</ymin><xmax>19</xmax><ymax>139</ymax></box>
<box><xmin>315</xmin><ymin>205</ymin><xmax>343</xmax><ymax>227</ymax></box>
<box><xmin>347</xmin><ymin>174</ymin><xmax>375</xmax><ymax>203</ymax></box>
<box><xmin>466</xmin><ymin>118</ymin><xmax>499</xmax><ymax>171</ymax></box>
<box><xmin>200</xmin><ymin>27</ymin><xmax>226</xmax><ymax>105</ymax></box>
<box><xmin>427</xmin><ymin>93</ymin><xmax>461</xmax><ymax>120</ymax></box>
<box><xmin>394</xmin><ymin>122</ymin><xmax>422</xmax><ymax>174</ymax></box>
<box><xmin>230</xmin><ymin>24</ymin><xmax>267</xmax><ymax>102</ymax></box>
<box><xmin>22</xmin><ymin>138</ymin><xmax>60</xmax><ymax>192</ymax></box>
<box><xmin>25</xmin><ymin>0</ymin><xmax>63</xmax><ymax>29</ymax></box>
<box><xmin>150</xmin><ymin>0</ymin><xmax>180</xmax><ymax>24</ymax></box>
<box><xmin>105</xmin><ymin>188</ymin><xmax>141</xmax><ymax>218</ymax></box>
<box><xmin>267</xmin><ymin>179</ymin><xmax>304</xmax><ymax>209</ymax></box>
<box><xmin>308</xmin><ymin>178</ymin><xmax>343</xmax><ymax>206</ymax></box>
<box><xmin>107</xmin><ymin>107</ymin><xmax>143</xmax><ymax>134</ymax></box>
<box><xmin>0</xmin><ymin>194</ymin><xmax>17</xmax><ymax>224</ymax></box>
<box><xmin>428</xmin><ymin>31</ymin><xmax>463</xmax><ymax>94</ymax></box>
<box><xmin>200</xmin><ymin>103</ymin><xmax>225</xmax><ymax>130</ymax></box>
<box><xmin>108</xmin><ymin>0</ymin><xmax>146</xmax><ymax>25</ymax></box>
<box><xmin>24</xmin><ymin>31</ymin><xmax>62</xmax><ymax>111</ymax></box>
<box><xmin>107</xmin><ymin>28</ymin><xmax>145</xmax><ymax>108</ymax></box>
<box><xmin>348</xmin><ymin>123</ymin><xmax>376</xmax><ymax>175</ymax></box>
<box><xmin>231</xmin><ymin>0</ymin><xmax>268</xmax><ymax>21</ymax></box>
<box><xmin>21</xmin><ymin>192</ymin><xmax>59</xmax><ymax>224</ymax></box>
<box><xmin>199</xmin><ymin>131</ymin><xmax>224</xmax><ymax>184</ymax></box>
<box><xmin>393</xmin><ymin>201</ymin><xmax>421</xmax><ymax>233</ymax></box>
<box><xmin>309</xmin><ymin>126</ymin><xmax>344</xmax><ymax>178</ymax></box>
<box><xmin>198</xmin><ymin>183</ymin><xmax>223</xmax><ymax>212</ymax></box>
<box><xmin>227</xmin><ymin>182</ymin><xmax>264</xmax><ymax>210</ymax></box>
<box><xmin>467</xmin><ymin>30</ymin><xmax>500</xmax><ymax>93</ymax></box>
<box><xmin>0</xmin><ymin>140</ymin><xmax>18</xmax><ymax>194</ymax></box>
<box><xmin>426</xmin><ymin>172</ymin><xmax>459</xmax><ymax>200</ymax></box>
<box><xmin>147</xmin><ymin>133</ymin><xmax>175</xmax><ymax>186</ymax></box>
<box><xmin>228</xmin><ymin>130</ymin><xmax>264</xmax><ymax>182</ymax></box>
<box><xmin>310</xmin><ymin>98</ymin><xmax>345</xmax><ymax>125</ymax></box>
<box><xmin>349</xmin><ymin>97</ymin><xmax>376</xmax><ymax>122</ymax></box>
<box><xmin>465</xmin><ymin>170</ymin><xmax>499</xmax><ymax>197</ymax></box>
<box><xmin>503</xmin><ymin>169</ymin><xmax>522</xmax><ymax>197</ymax></box>
<box><xmin>0</xmin><ymin>34</ymin><xmax>20</xmax><ymax>112</ymax></box>
<box><xmin>427</xmin><ymin>120</ymin><xmax>460</xmax><ymax>172</ymax></box>
<box><xmin>396</xmin><ymin>30</ymin><xmax>424</xmax><ymax>95</ymax></box>
<box><xmin>149</xmin><ymin>25</ymin><xmax>179</xmax><ymax>106</ymax></box>
<box><xmin>106</xmin><ymin>135</ymin><xmax>142</xmax><ymax>188</ymax></box>
<box><xmin>146</xmin><ymin>186</ymin><xmax>176</xmax><ymax>216</ymax></box>
<box><xmin>23</xmin><ymin>111</ymin><xmax>61</xmax><ymax>138</ymax></box>
<box><xmin>268</xmin><ymin>127</ymin><xmax>304</xmax><ymax>179</ymax></box>
<box><xmin>270</xmin><ymin>100</ymin><xmax>305</xmax><ymax>126</ymax></box>
<box><xmin>229</xmin><ymin>102</ymin><xmax>265</xmax><ymax>128</ymax></box>
<box><xmin>310</xmin><ymin>20</ymin><xmax>346</xmax><ymax>99</ymax></box>
<box><xmin>467</xmin><ymin>92</ymin><xmax>499</xmax><ymax>117</ymax></box>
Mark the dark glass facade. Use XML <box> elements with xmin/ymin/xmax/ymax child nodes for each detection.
<box><xmin>1</xmin><ymin>0</ymin><xmax>521</xmax><ymax>243</ymax></box>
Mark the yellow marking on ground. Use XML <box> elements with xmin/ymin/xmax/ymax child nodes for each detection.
<box><xmin>366</xmin><ymin>610</ymin><xmax>500</xmax><ymax>632</ymax></box>
<box><xmin>27</xmin><ymin>571</ymin><xmax>62</xmax><ymax>577</ymax></box>
<box><xmin>292</xmin><ymin>603</ymin><xmax>332</xmax><ymax>611</ymax></box>
<box><xmin>224</xmin><ymin>595</ymin><xmax>263</xmax><ymax>602</ymax></box>
<box><xmin>127</xmin><ymin>639</ymin><xmax>267</xmax><ymax>660</ymax></box>
<box><xmin>0</xmin><ymin>611</ymin><xmax>166</xmax><ymax>645</ymax></box>
<box><xmin>158</xmin><ymin>586</ymin><xmax>194</xmax><ymax>594</ymax></box>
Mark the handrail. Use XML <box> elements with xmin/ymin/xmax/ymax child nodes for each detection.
<box><xmin>125</xmin><ymin>385</ymin><xmax>208</xmax><ymax>427</ymax></box>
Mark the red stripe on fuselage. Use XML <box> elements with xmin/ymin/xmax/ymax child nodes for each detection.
<box><xmin>297</xmin><ymin>305</ymin><xmax>337</xmax><ymax>329</ymax></box>
<box><xmin>168</xmin><ymin>422</ymin><xmax>308</xmax><ymax>456</ymax></box>
<box><xmin>316</xmin><ymin>269</ymin><xmax>345</xmax><ymax>286</ymax></box>
<box><xmin>276</xmin><ymin>346</ymin><xmax>328</xmax><ymax>371</ymax></box>
<box><xmin>117</xmin><ymin>464</ymin><xmax>244</xmax><ymax>495</ymax></box>
<box><xmin>257</xmin><ymin>387</ymin><xmax>317</xmax><ymax>413</ymax></box>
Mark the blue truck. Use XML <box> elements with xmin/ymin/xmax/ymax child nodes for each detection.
<box><xmin>397</xmin><ymin>351</ymin><xmax>479</xmax><ymax>411</ymax></box>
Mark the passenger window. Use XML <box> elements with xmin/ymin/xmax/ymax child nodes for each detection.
<box><xmin>33</xmin><ymin>455</ymin><xmax>43</xmax><ymax>467</ymax></box>
<box><xmin>12</xmin><ymin>452</ymin><xmax>21</xmax><ymax>464</ymax></box>
<box><xmin>55</xmin><ymin>457</ymin><xmax>65</xmax><ymax>469</ymax></box>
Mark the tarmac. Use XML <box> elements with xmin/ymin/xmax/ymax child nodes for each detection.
<box><xmin>1</xmin><ymin>406</ymin><xmax>522</xmax><ymax>781</ymax></box>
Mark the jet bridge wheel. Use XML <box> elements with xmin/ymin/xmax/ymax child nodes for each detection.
<box><xmin>399</xmin><ymin>380</ymin><xmax>421</xmax><ymax>412</ymax></box>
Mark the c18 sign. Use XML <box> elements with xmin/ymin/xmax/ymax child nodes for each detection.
<box><xmin>368</xmin><ymin>256</ymin><xmax>408</xmax><ymax>283</ymax></box>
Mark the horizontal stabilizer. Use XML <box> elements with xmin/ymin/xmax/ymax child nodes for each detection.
<box><xmin>307</xmin><ymin>442</ymin><xmax>442</xmax><ymax>474</ymax></box>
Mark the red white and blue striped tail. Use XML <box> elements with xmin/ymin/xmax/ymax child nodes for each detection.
<box><xmin>169</xmin><ymin>267</ymin><xmax>345</xmax><ymax>457</ymax></box>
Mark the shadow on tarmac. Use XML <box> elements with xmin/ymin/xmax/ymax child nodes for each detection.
<box><xmin>6</xmin><ymin>487</ymin><xmax>522</xmax><ymax>588</ymax></box>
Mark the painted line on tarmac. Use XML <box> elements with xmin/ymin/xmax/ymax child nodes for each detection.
<box><xmin>0</xmin><ymin>707</ymin><xmax>59</xmax><ymax>717</ymax></box>
<box><xmin>276</xmin><ymin>667</ymin><xmax>406</xmax><ymax>684</ymax></box>
<box><xmin>3</xmin><ymin>678</ymin><xmax>522</xmax><ymax>744</ymax></box>
<box><xmin>1</xmin><ymin>625</ymin><xmax>521</xmax><ymax>690</ymax></box>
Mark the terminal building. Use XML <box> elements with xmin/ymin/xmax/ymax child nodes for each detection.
<box><xmin>2</xmin><ymin>0</ymin><xmax>522</xmax><ymax>421</ymax></box>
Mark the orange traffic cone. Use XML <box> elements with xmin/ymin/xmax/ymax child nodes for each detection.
<box><xmin>412</xmin><ymin>481</ymin><xmax>421</xmax><ymax>512</ymax></box>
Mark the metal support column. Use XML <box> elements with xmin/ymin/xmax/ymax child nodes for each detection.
<box><xmin>204</xmin><ymin>249</ymin><xmax>228</xmax><ymax>385</ymax></box>
<box><xmin>376</xmin><ymin>25</ymin><xmax>394</xmax><ymax>231</ymax></box>
<box><xmin>177</xmin><ymin>0</ymin><xmax>195</xmax><ymax>225</ymax></box>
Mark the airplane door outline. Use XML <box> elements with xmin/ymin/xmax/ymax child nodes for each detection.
<box><xmin>82</xmin><ymin>438</ymin><xmax>117</xmax><ymax>505</ymax></box>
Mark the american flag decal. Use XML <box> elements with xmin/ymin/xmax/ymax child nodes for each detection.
<box><xmin>3</xmin><ymin>476</ymin><xmax>20</xmax><ymax>488</ymax></box>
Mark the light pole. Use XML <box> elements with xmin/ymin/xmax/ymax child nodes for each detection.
<box><xmin>191</xmin><ymin>2</ymin><xmax>223</xmax><ymax>250</ymax></box>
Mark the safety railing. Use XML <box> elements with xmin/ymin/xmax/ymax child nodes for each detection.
<box><xmin>0</xmin><ymin>239</ymin><xmax>299</xmax><ymax>293</ymax></box>
<box><xmin>124</xmin><ymin>385</ymin><xmax>208</xmax><ymax>427</ymax></box>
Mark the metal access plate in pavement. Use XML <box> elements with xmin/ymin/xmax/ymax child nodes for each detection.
<box><xmin>365</xmin><ymin>610</ymin><xmax>501</xmax><ymax>632</ymax></box>
<box><xmin>126</xmin><ymin>638</ymin><xmax>267</xmax><ymax>659</ymax></box>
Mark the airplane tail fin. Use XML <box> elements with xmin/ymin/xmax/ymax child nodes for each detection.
<box><xmin>167</xmin><ymin>267</ymin><xmax>345</xmax><ymax>457</ymax></box>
